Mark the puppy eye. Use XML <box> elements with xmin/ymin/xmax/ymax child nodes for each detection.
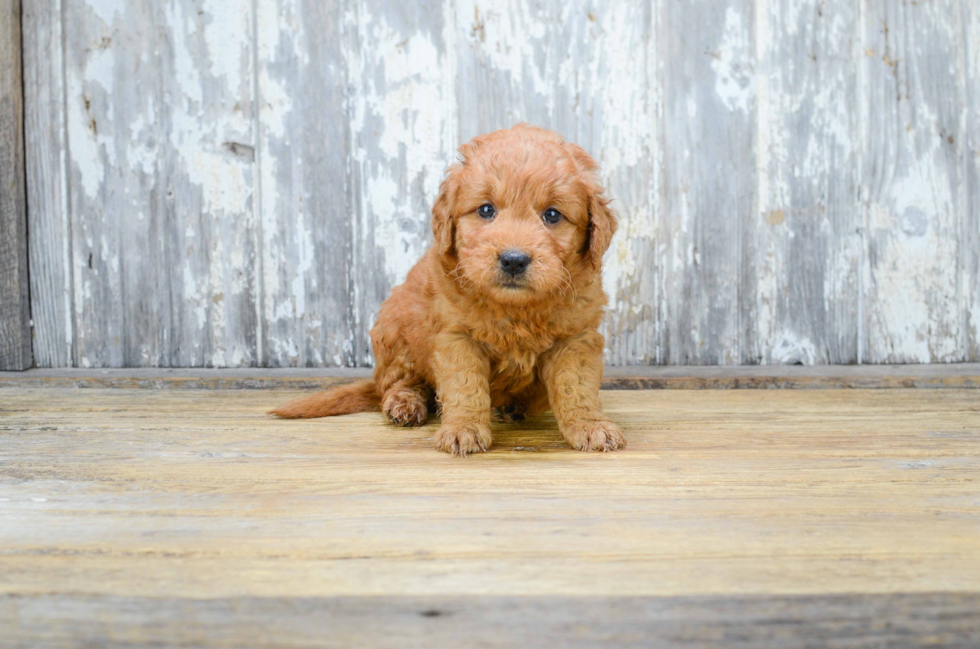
<box><xmin>478</xmin><ymin>204</ymin><xmax>495</xmax><ymax>219</ymax></box>
<box><xmin>542</xmin><ymin>208</ymin><xmax>562</xmax><ymax>224</ymax></box>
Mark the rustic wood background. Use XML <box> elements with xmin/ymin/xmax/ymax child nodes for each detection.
<box><xmin>20</xmin><ymin>0</ymin><xmax>980</xmax><ymax>368</ymax></box>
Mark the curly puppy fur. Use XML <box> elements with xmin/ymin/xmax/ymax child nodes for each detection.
<box><xmin>271</xmin><ymin>124</ymin><xmax>625</xmax><ymax>456</ymax></box>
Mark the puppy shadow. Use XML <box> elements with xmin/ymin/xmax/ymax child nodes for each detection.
<box><xmin>491</xmin><ymin>414</ymin><xmax>570</xmax><ymax>452</ymax></box>
<box><xmin>402</xmin><ymin>414</ymin><xmax>569</xmax><ymax>454</ymax></box>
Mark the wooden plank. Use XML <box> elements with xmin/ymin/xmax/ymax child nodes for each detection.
<box><xmin>0</xmin><ymin>0</ymin><xmax>32</xmax><ymax>371</ymax></box>
<box><xmin>64</xmin><ymin>0</ymin><xmax>258</xmax><ymax>368</ymax></box>
<box><xmin>744</xmin><ymin>0</ymin><xmax>861</xmax><ymax>365</ymax></box>
<box><xmin>860</xmin><ymin>1</ymin><xmax>966</xmax><ymax>363</ymax></box>
<box><xmin>4</xmin><ymin>364</ymin><xmax>980</xmax><ymax>390</ymax></box>
<box><xmin>23</xmin><ymin>0</ymin><xmax>72</xmax><ymax>368</ymax></box>
<box><xmin>4</xmin><ymin>593</ymin><xmax>979</xmax><ymax>649</ymax></box>
<box><xmin>966</xmin><ymin>2</ymin><xmax>980</xmax><ymax>361</ymax></box>
<box><xmin>345</xmin><ymin>0</ymin><xmax>457</xmax><ymax>367</ymax></box>
<box><xmin>660</xmin><ymin>0</ymin><xmax>754</xmax><ymax>365</ymax></box>
<box><xmin>256</xmin><ymin>0</ymin><xmax>353</xmax><ymax>367</ymax></box>
<box><xmin>1</xmin><ymin>387</ymin><xmax>979</xmax><ymax>645</ymax></box>
<box><xmin>454</xmin><ymin>0</ymin><xmax>659</xmax><ymax>364</ymax></box>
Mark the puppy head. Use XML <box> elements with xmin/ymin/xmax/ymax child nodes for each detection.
<box><xmin>431</xmin><ymin>125</ymin><xmax>616</xmax><ymax>304</ymax></box>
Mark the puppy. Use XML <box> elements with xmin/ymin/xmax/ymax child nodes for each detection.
<box><xmin>271</xmin><ymin>124</ymin><xmax>625</xmax><ymax>456</ymax></box>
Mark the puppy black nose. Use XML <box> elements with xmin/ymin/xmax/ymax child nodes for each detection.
<box><xmin>498</xmin><ymin>249</ymin><xmax>531</xmax><ymax>276</ymax></box>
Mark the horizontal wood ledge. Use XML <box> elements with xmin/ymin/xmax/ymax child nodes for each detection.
<box><xmin>1</xmin><ymin>364</ymin><xmax>979</xmax><ymax>390</ymax></box>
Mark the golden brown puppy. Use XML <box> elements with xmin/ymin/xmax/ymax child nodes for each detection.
<box><xmin>271</xmin><ymin>124</ymin><xmax>625</xmax><ymax>456</ymax></box>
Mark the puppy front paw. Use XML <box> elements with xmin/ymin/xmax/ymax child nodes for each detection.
<box><xmin>562</xmin><ymin>419</ymin><xmax>626</xmax><ymax>452</ymax></box>
<box><xmin>434</xmin><ymin>423</ymin><xmax>492</xmax><ymax>457</ymax></box>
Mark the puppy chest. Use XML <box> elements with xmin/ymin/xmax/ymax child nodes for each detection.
<box><xmin>472</xmin><ymin>321</ymin><xmax>555</xmax><ymax>390</ymax></box>
<box><xmin>489</xmin><ymin>351</ymin><xmax>539</xmax><ymax>391</ymax></box>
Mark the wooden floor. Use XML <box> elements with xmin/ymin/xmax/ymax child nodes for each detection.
<box><xmin>2</xmin><ymin>384</ymin><xmax>979</xmax><ymax>647</ymax></box>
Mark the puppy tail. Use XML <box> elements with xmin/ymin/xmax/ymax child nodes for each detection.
<box><xmin>269</xmin><ymin>380</ymin><xmax>380</xmax><ymax>419</ymax></box>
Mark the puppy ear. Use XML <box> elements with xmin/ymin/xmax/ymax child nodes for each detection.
<box><xmin>585</xmin><ymin>189</ymin><xmax>617</xmax><ymax>270</ymax></box>
<box><xmin>564</xmin><ymin>143</ymin><xmax>617</xmax><ymax>270</ymax></box>
<box><xmin>432</xmin><ymin>167</ymin><xmax>459</xmax><ymax>259</ymax></box>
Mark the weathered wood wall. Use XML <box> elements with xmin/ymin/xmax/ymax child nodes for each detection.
<box><xmin>0</xmin><ymin>0</ymin><xmax>33</xmax><ymax>370</ymax></box>
<box><xmin>21</xmin><ymin>0</ymin><xmax>980</xmax><ymax>368</ymax></box>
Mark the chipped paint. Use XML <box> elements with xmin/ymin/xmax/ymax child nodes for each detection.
<box><xmin>348</xmin><ymin>5</ymin><xmax>454</xmax><ymax>289</ymax></box>
<box><xmin>711</xmin><ymin>6</ymin><xmax>754</xmax><ymax>114</ymax></box>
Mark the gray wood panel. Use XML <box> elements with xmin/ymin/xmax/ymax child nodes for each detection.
<box><xmin>21</xmin><ymin>0</ymin><xmax>69</xmax><ymax>369</ymax></box>
<box><xmin>743</xmin><ymin>0</ymin><xmax>861</xmax><ymax>364</ymax></box>
<box><xmin>63</xmin><ymin>0</ymin><xmax>258</xmax><ymax>367</ymax></box>
<box><xmin>256</xmin><ymin>0</ymin><xmax>353</xmax><ymax>367</ymax></box>
<box><xmin>966</xmin><ymin>3</ymin><xmax>980</xmax><ymax>361</ymax></box>
<box><xmin>860</xmin><ymin>1</ymin><xmax>966</xmax><ymax>363</ymax></box>
<box><xmin>21</xmin><ymin>0</ymin><xmax>980</xmax><ymax>367</ymax></box>
<box><xmin>5</xmin><ymin>593</ymin><xmax>979</xmax><ymax>649</ymax></box>
<box><xmin>23</xmin><ymin>0</ymin><xmax>72</xmax><ymax>368</ymax></box>
<box><xmin>0</xmin><ymin>0</ymin><xmax>32</xmax><ymax>371</ymax></box>
<box><xmin>661</xmin><ymin>0</ymin><xmax>754</xmax><ymax>365</ymax></box>
<box><xmin>4</xmin><ymin>364</ymin><xmax>980</xmax><ymax>391</ymax></box>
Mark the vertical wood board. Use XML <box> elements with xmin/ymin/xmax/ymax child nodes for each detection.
<box><xmin>860</xmin><ymin>0</ymin><xmax>966</xmax><ymax>363</ymax></box>
<box><xmin>23</xmin><ymin>0</ymin><xmax>72</xmax><ymax>368</ymax></box>
<box><xmin>744</xmin><ymin>0</ymin><xmax>861</xmax><ymax>364</ymax></box>
<box><xmin>0</xmin><ymin>0</ymin><xmax>33</xmax><ymax>370</ymax></box>
<box><xmin>63</xmin><ymin>0</ymin><xmax>258</xmax><ymax>367</ymax></box>
<box><xmin>256</xmin><ymin>0</ymin><xmax>353</xmax><ymax>367</ymax></box>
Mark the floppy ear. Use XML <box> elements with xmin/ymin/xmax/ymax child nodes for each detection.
<box><xmin>564</xmin><ymin>143</ymin><xmax>617</xmax><ymax>270</ymax></box>
<box><xmin>431</xmin><ymin>167</ymin><xmax>460</xmax><ymax>260</ymax></box>
<box><xmin>585</xmin><ymin>189</ymin><xmax>617</xmax><ymax>270</ymax></box>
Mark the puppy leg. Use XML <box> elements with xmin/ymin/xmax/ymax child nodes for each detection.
<box><xmin>540</xmin><ymin>332</ymin><xmax>626</xmax><ymax>452</ymax></box>
<box><xmin>382</xmin><ymin>381</ymin><xmax>431</xmax><ymax>427</ymax></box>
<box><xmin>432</xmin><ymin>333</ymin><xmax>492</xmax><ymax>456</ymax></box>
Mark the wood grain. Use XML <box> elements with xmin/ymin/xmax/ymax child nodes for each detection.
<box><xmin>22</xmin><ymin>0</ymin><xmax>72</xmax><ymax>368</ymax></box>
<box><xmin>256</xmin><ymin>0</ymin><xmax>353</xmax><ymax>368</ymax></box>
<box><xmin>0</xmin><ymin>0</ymin><xmax>32</xmax><ymax>371</ymax></box>
<box><xmin>1</xmin><ymin>387</ymin><xmax>979</xmax><ymax>645</ymax></box>
<box><xmin>660</xmin><ymin>0</ymin><xmax>753</xmax><ymax>365</ymax></box>
<box><xmin>965</xmin><ymin>2</ymin><xmax>980</xmax><ymax>361</ymax></box>
<box><xmin>745</xmin><ymin>0</ymin><xmax>861</xmax><ymax>365</ymax></box>
<box><xmin>860</xmin><ymin>1</ymin><xmax>966</xmax><ymax>363</ymax></box>
<box><xmin>5</xmin><ymin>593</ymin><xmax>979</xmax><ymax>648</ymax></box>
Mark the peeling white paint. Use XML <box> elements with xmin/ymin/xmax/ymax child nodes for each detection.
<box><xmin>868</xmin><ymin>154</ymin><xmax>959</xmax><ymax>362</ymax></box>
<box><xmin>711</xmin><ymin>6</ymin><xmax>754</xmax><ymax>113</ymax></box>
<box><xmin>348</xmin><ymin>5</ymin><xmax>455</xmax><ymax>289</ymax></box>
<box><xmin>771</xmin><ymin>333</ymin><xmax>817</xmax><ymax>365</ymax></box>
<box><xmin>87</xmin><ymin>0</ymin><xmax>126</xmax><ymax>26</ymax></box>
<box><xmin>201</xmin><ymin>0</ymin><xmax>250</xmax><ymax>87</ymax></box>
<box><xmin>67</xmin><ymin>44</ymin><xmax>115</xmax><ymax>200</ymax></box>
